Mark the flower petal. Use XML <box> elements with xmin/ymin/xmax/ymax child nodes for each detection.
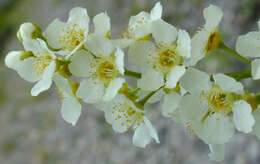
<box><xmin>68</xmin><ymin>7</ymin><xmax>89</xmax><ymax>33</ymax></box>
<box><xmin>53</xmin><ymin>73</ymin><xmax>73</xmax><ymax>96</ymax></box>
<box><xmin>161</xmin><ymin>92</ymin><xmax>182</xmax><ymax>118</ymax></box>
<box><xmin>236</xmin><ymin>31</ymin><xmax>260</xmax><ymax>58</ymax></box>
<box><xmin>85</xmin><ymin>34</ymin><xmax>114</xmax><ymax>57</ymax></box>
<box><xmin>5</xmin><ymin>51</ymin><xmax>24</xmax><ymax>70</ymax></box>
<box><xmin>213</xmin><ymin>73</ymin><xmax>244</xmax><ymax>94</ymax></box>
<box><xmin>192</xmin><ymin>113</ymin><xmax>234</xmax><ymax>144</ymax></box>
<box><xmin>76</xmin><ymin>79</ymin><xmax>105</xmax><ymax>103</ymax></box>
<box><xmin>208</xmin><ymin>144</ymin><xmax>225</xmax><ymax>162</ymax></box>
<box><xmin>103</xmin><ymin>78</ymin><xmax>125</xmax><ymax>101</ymax></box>
<box><xmin>180</xmin><ymin>67</ymin><xmax>211</xmax><ymax>95</ymax></box>
<box><xmin>150</xmin><ymin>2</ymin><xmax>162</xmax><ymax>21</ymax></box>
<box><xmin>18</xmin><ymin>22</ymin><xmax>36</xmax><ymax>41</ymax></box>
<box><xmin>187</xmin><ymin>30</ymin><xmax>210</xmax><ymax>66</ymax></box>
<box><xmin>44</xmin><ymin>19</ymin><xmax>65</xmax><ymax>49</ymax></box>
<box><xmin>132</xmin><ymin>117</ymin><xmax>159</xmax><ymax>148</ymax></box>
<box><xmin>233</xmin><ymin>100</ymin><xmax>255</xmax><ymax>133</ymax></box>
<box><xmin>31</xmin><ymin>61</ymin><xmax>56</xmax><ymax>96</ymax></box>
<box><xmin>114</xmin><ymin>48</ymin><xmax>125</xmax><ymax>75</ymax></box>
<box><xmin>137</xmin><ymin>68</ymin><xmax>164</xmax><ymax>91</ymax></box>
<box><xmin>151</xmin><ymin>19</ymin><xmax>177</xmax><ymax>45</ymax></box>
<box><xmin>128</xmin><ymin>40</ymin><xmax>155</xmax><ymax>68</ymax></box>
<box><xmin>179</xmin><ymin>94</ymin><xmax>208</xmax><ymax>122</ymax></box>
<box><xmin>93</xmin><ymin>12</ymin><xmax>111</xmax><ymax>36</ymax></box>
<box><xmin>203</xmin><ymin>5</ymin><xmax>223</xmax><ymax>32</ymax></box>
<box><xmin>176</xmin><ymin>29</ymin><xmax>191</xmax><ymax>58</ymax></box>
<box><xmin>165</xmin><ymin>66</ymin><xmax>186</xmax><ymax>89</ymax></box>
<box><xmin>69</xmin><ymin>50</ymin><xmax>94</xmax><ymax>77</ymax></box>
<box><xmin>128</xmin><ymin>11</ymin><xmax>151</xmax><ymax>39</ymax></box>
<box><xmin>252</xmin><ymin>59</ymin><xmax>260</xmax><ymax>80</ymax></box>
<box><xmin>61</xmin><ymin>97</ymin><xmax>81</xmax><ymax>126</ymax></box>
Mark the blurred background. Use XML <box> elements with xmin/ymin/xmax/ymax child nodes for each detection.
<box><xmin>0</xmin><ymin>0</ymin><xmax>260</xmax><ymax>163</ymax></box>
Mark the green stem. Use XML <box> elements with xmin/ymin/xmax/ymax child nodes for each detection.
<box><xmin>138</xmin><ymin>87</ymin><xmax>162</xmax><ymax>106</ymax></box>
<box><xmin>254</xmin><ymin>93</ymin><xmax>260</xmax><ymax>102</ymax></box>
<box><xmin>124</xmin><ymin>68</ymin><xmax>142</xmax><ymax>79</ymax></box>
<box><xmin>225</xmin><ymin>70</ymin><xmax>251</xmax><ymax>81</ymax></box>
<box><xmin>219</xmin><ymin>42</ymin><xmax>251</xmax><ymax>65</ymax></box>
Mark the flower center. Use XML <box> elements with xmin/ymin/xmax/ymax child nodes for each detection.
<box><xmin>205</xmin><ymin>31</ymin><xmax>221</xmax><ymax>53</ymax></box>
<box><xmin>59</xmin><ymin>23</ymin><xmax>85</xmax><ymax>52</ymax></box>
<box><xmin>32</xmin><ymin>53</ymin><xmax>53</xmax><ymax>76</ymax></box>
<box><xmin>153</xmin><ymin>44</ymin><xmax>183</xmax><ymax>74</ymax></box>
<box><xmin>96</xmin><ymin>59</ymin><xmax>120</xmax><ymax>86</ymax></box>
<box><xmin>202</xmin><ymin>84</ymin><xmax>233</xmax><ymax>114</ymax></box>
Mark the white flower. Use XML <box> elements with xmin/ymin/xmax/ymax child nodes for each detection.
<box><xmin>188</xmin><ymin>5</ymin><xmax>223</xmax><ymax>66</ymax></box>
<box><xmin>44</xmin><ymin>7</ymin><xmax>90</xmax><ymax>57</ymax></box>
<box><xmin>179</xmin><ymin>68</ymin><xmax>255</xmax><ymax>144</ymax></box>
<box><xmin>128</xmin><ymin>26</ymin><xmax>191</xmax><ymax>91</ymax></box>
<box><xmin>96</xmin><ymin>94</ymin><xmax>159</xmax><ymax>148</ymax></box>
<box><xmin>17</xmin><ymin>22</ymin><xmax>42</xmax><ymax>42</ymax></box>
<box><xmin>69</xmin><ymin>35</ymin><xmax>125</xmax><ymax>103</ymax></box>
<box><xmin>236</xmin><ymin>20</ymin><xmax>260</xmax><ymax>80</ymax></box>
<box><xmin>124</xmin><ymin>2</ymin><xmax>162</xmax><ymax>40</ymax></box>
<box><xmin>53</xmin><ymin>73</ymin><xmax>82</xmax><ymax>126</ymax></box>
<box><xmin>5</xmin><ymin>39</ymin><xmax>56</xmax><ymax>96</ymax></box>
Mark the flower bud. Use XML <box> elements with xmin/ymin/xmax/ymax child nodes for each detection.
<box><xmin>17</xmin><ymin>22</ymin><xmax>42</xmax><ymax>42</ymax></box>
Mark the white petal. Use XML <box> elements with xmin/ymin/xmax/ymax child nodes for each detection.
<box><xmin>213</xmin><ymin>73</ymin><xmax>244</xmax><ymax>94</ymax></box>
<box><xmin>208</xmin><ymin>144</ymin><xmax>225</xmax><ymax>162</ymax></box>
<box><xmin>180</xmin><ymin>67</ymin><xmax>211</xmax><ymax>95</ymax></box>
<box><xmin>103</xmin><ymin>78</ymin><xmax>125</xmax><ymax>101</ymax></box>
<box><xmin>252</xmin><ymin>105</ymin><xmax>260</xmax><ymax>139</ymax></box>
<box><xmin>61</xmin><ymin>97</ymin><xmax>81</xmax><ymax>126</ymax></box>
<box><xmin>93</xmin><ymin>12</ymin><xmax>111</xmax><ymax>36</ymax></box>
<box><xmin>187</xmin><ymin>30</ymin><xmax>210</xmax><ymax>66</ymax></box>
<box><xmin>69</xmin><ymin>50</ymin><xmax>94</xmax><ymax>77</ymax></box>
<box><xmin>165</xmin><ymin>66</ymin><xmax>186</xmax><ymax>89</ymax></box>
<box><xmin>128</xmin><ymin>11</ymin><xmax>151</xmax><ymax>39</ymax></box>
<box><xmin>252</xmin><ymin>59</ymin><xmax>260</xmax><ymax>80</ymax></box>
<box><xmin>176</xmin><ymin>29</ymin><xmax>191</xmax><ymax>58</ymax></box>
<box><xmin>111</xmin><ymin>39</ymin><xmax>133</xmax><ymax>49</ymax></box>
<box><xmin>76</xmin><ymin>79</ymin><xmax>105</xmax><ymax>103</ymax></box>
<box><xmin>151</xmin><ymin>19</ymin><xmax>177</xmax><ymax>45</ymax></box>
<box><xmin>31</xmin><ymin>61</ymin><xmax>56</xmax><ymax>96</ymax></box>
<box><xmin>5</xmin><ymin>51</ymin><xmax>40</xmax><ymax>82</ymax></box>
<box><xmin>137</xmin><ymin>68</ymin><xmax>164</xmax><ymax>91</ymax></box>
<box><xmin>161</xmin><ymin>92</ymin><xmax>182</xmax><ymax>117</ymax></box>
<box><xmin>5</xmin><ymin>51</ymin><xmax>24</xmax><ymax>70</ymax></box>
<box><xmin>85</xmin><ymin>34</ymin><xmax>114</xmax><ymax>57</ymax></box>
<box><xmin>128</xmin><ymin>40</ymin><xmax>155</xmax><ymax>68</ymax></box>
<box><xmin>53</xmin><ymin>73</ymin><xmax>73</xmax><ymax>96</ymax></box>
<box><xmin>236</xmin><ymin>31</ymin><xmax>260</xmax><ymax>58</ymax></box>
<box><xmin>44</xmin><ymin>19</ymin><xmax>65</xmax><ymax>49</ymax></box>
<box><xmin>150</xmin><ymin>2</ymin><xmax>162</xmax><ymax>21</ymax></box>
<box><xmin>23</xmin><ymin>39</ymin><xmax>46</xmax><ymax>54</ymax></box>
<box><xmin>133</xmin><ymin>117</ymin><xmax>159</xmax><ymax>148</ymax></box>
<box><xmin>114</xmin><ymin>48</ymin><xmax>125</xmax><ymax>75</ymax></box>
<box><xmin>18</xmin><ymin>22</ymin><xmax>36</xmax><ymax>41</ymax></box>
<box><xmin>17</xmin><ymin>57</ymin><xmax>40</xmax><ymax>82</ymax></box>
<box><xmin>179</xmin><ymin>94</ymin><xmax>208</xmax><ymax>122</ymax></box>
<box><xmin>233</xmin><ymin>100</ymin><xmax>255</xmax><ymax>133</ymax></box>
<box><xmin>68</xmin><ymin>7</ymin><xmax>89</xmax><ymax>33</ymax></box>
<box><xmin>103</xmin><ymin>95</ymin><xmax>133</xmax><ymax>132</ymax></box>
<box><xmin>193</xmin><ymin>113</ymin><xmax>235</xmax><ymax>144</ymax></box>
<box><xmin>203</xmin><ymin>5</ymin><xmax>223</xmax><ymax>32</ymax></box>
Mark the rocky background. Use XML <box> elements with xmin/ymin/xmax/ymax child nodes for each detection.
<box><xmin>0</xmin><ymin>0</ymin><xmax>260</xmax><ymax>163</ymax></box>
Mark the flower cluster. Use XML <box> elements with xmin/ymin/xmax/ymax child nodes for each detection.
<box><xmin>5</xmin><ymin>2</ymin><xmax>260</xmax><ymax>161</ymax></box>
